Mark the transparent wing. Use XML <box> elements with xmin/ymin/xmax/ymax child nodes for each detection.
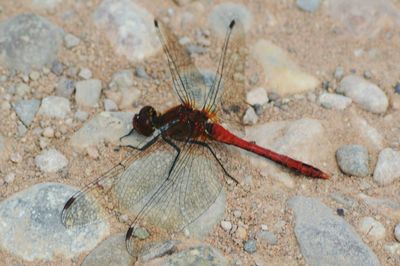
<box><xmin>204</xmin><ymin>20</ymin><xmax>247</xmax><ymax>115</ymax></box>
<box><xmin>154</xmin><ymin>20</ymin><xmax>211</xmax><ymax>109</ymax></box>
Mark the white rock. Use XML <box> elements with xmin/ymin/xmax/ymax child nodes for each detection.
<box><xmin>319</xmin><ymin>93</ymin><xmax>352</xmax><ymax>110</ymax></box>
<box><xmin>359</xmin><ymin>217</ymin><xmax>386</xmax><ymax>241</ymax></box>
<box><xmin>243</xmin><ymin>107</ymin><xmax>258</xmax><ymax>125</ymax></box>
<box><xmin>395</xmin><ymin>224</ymin><xmax>400</xmax><ymax>242</ymax></box>
<box><xmin>64</xmin><ymin>33</ymin><xmax>80</xmax><ymax>49</ymax></box>
<box><xmin>373</xmin><ymin>148</ymin><xmax>400</xmax><ymax>186</ymax></box>
<box><xmin>384</xmin><ymin>243</ymin><xmax>400</xmax><ymax>255</ymax></box>
<box><xmin>337</xmin><ymin>75</ymin><xmax>388</xmax><ymax>113</ymax></box>
<box><xmin>35</xmin><ymin>149</ymin><xmax>68</xmax><ymax>173</ymax></box>
<box><xmin>246</xmin><ymin>87</ymin><xmax>269</xmax><ymax>106</ymax></box>
<box><xmin>104</xmin><ymin>99</ymin><xmax>118</xmax><ymax>111</ymax></box>
<box><xmin>221</xmin><ymin>220</ymin><xmax>232</xmax><ymax>231</ymax></box>
<box><xmin>79</xmin><ymin>68</ymin><xmax>92</xmax><ymax>80</ymax></box>
<box><xmin>42</xmin><ymin>127</ymin><xmax>55</xmax><ymax>138</ymax></box>
<box><xmin>38</xmin><ymin>96</ymin><xmax>71</xmax><ymax>119</ymax></box>
<box><xmin>75</xmin><ymin>79</ymin><xmax>102</xmax><ymax>107</ymax></box>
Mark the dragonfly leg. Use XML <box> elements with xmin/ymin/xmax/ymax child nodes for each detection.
<box><xmin>189</xmin><ymin>140</ymin><xmax>238</xmax><ymax>185</ymax></box>
<box><xmin>119</xmin><ymin>128</ymin><xmax>135</xmax><ymax>142</ymax></box>
<box><xmin>161</xmin><ymin>135</ymin><xmax>181</xmax><ymax>179</ymax></box>
<box><xmin>122</xmin><ymin>133</ymin><xmax>160</xmax><ymax>151</ymax></box>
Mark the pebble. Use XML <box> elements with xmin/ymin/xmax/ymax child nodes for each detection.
<box><xmin>0</xmin><ymin>13</ymin><xmax>64</xmax><ymax>72</ymax></box>
<box><xmin>243</xmin><ymin>107</ymin><xmax>258</xmax><ymax>125</ymax></box>
<box><xmin>246</xmin><ymin>87</ymin><xmax>269</xmax><ymax>106</ymax></box>
<box><xmin>64</xmin><ymin>33</ymin><xmax>80</xmax><ymax>49</ymax></box>
<box><xmin>233</xmin><ymin>210</ymin><xmax>242</xmax><ymax>218</ymax></box>
<box><xmin>319</xmin><ymin>93</ymin><xmax>352</xmax><ymax>110</ymax></box>
<box><xmin>79</xmin><ymin>68</ymin><xmax>92</xmax><ymax>80</ymax></box>
<box><xmin>235</xmin><ymin>226</ymin><xmax>247</xmax><ymax>240</ymax></box>
<box><xmin>4</xmin><ymin>173</ymin><xmax>15</xmax><ymax>184</ymax></box>
<box><xmin>384</xmin><ymin>243</ymin><xmax>400</xmax><ymax>255</ymax></box>
<box><xmin>66</xmin><ymin>67</ymin><xmax>79</xmax><ymax>78</ymax></box>
<box><xmin>42</xmin><ymin>127</ymin><xmax>55</xmax><ymax>138</ymax></box>
<box><xmin>56</xmin><ymin>77</ymin><xmax>75</xmax><ymax>98</ymax></box>
<box><xmin>252</xmin><ymin>40</ymin><xmax>319</xmax><ymax>96</ymax></box>
<box><xmin>208</xmin><ymin>3</ymin><xmax>253</xmax><ymax>37</ymax></box>
<box><xmin>15</xmin><ymin>83</ymin><xmax>30</xmax><ymax>96</ymax></box>
<box><xmin>358</xmin><ymin>217</ymin><xmax>386</xmax><ymax>241</ymax></box>
<box><xmin>244</xmin><ymin>239</ymin><xmax>257</xmax><ymax>253</ymax></box>
<box><xmin>75</xmin><ymin>110</ymin><xmax>89</xmax><ymax>122</ymax></box>
<box><xmin>133</xmin><ymin>226</ymin><xmax>150</xmax><ymax>240</ymax></box>
<box><xmin>104</xmin><ymin>99</ymin><xmax>118</xmax><ymax>111</ymax></box>
<box><xmin>363</xmin><ymin>70</ymin><xmax>372</xmax><ymax>79</ymax></box>
<box><xmin>10</xmin><ymin>153</ymin><xmax>22</xmax><ymax>163</ymax></box>
<box><xmin>0</xmin><ymin>183</ymin><xmax>108</xmax><ymax>261</ymax></box>
<box><xmin>296</xmin><ymin>0</ymin><xmax>322</xmax><ymax>12</ymax></box>
<box><xmin>35</xmin><ymin>149</ymin><xmax>68</xmax><ymax>172</ymax></box>
<box><xmin>75</xmin><ymin>79</ymin><xmax>102</xmax><ymax>107</ymax></box>
<box><xmin>38</xmin><ymin>96</ymin><xmax>71</xmax><ymax>119</ymax></box>
<box><xmin>394</xmin><ymin>224</ymin><xmax>400</xmax><ymax>242</ymax></box>
<box><xmin>109</xmin><ymin>70</ymin><xmax>134</xmax><ymax>89</ymax></box>
<box><xmin>395</xmin><ymin>83</ymin><xmax>400</xmax><ymax>94</ymax></box>
<box><xmin>51</xmin><ymin>60</ymin><xmax>64</xmax><ymax>76</ymax></box>
<box><xmin>134</xmin><ymin>65</ymin><xmax>149</xmax><ymax>79</ymax></box>
<box><xmin>373</xmin><ymin>148</ymin><xmax>400</xmax><ymax>186</ymax></box>
<box><xmin>29</xmin><ymin>71</ymin><xmax>40</xmax><ymax>81</ymax></box>
<box><xmin>256</xmin><ymin>230</ymin><xmax>277</xmax><ymax>245</ymax></box>
<box><xmin>12</xmin><ymin>99</ymin><xmax>41</xmax><ymax>127</ymax></box>
<box><xmin>337</xmin><ymin>75</ymin><xmax>388</xmax><ymax>113</ymax></box>
<box><xmin>288</xmin><ymin>196</ymin><xmax>379</xmax><ymax>266</ymax></box>
<box><xmin>221</xmin><ymin>220</ymin><xmax>232</xmax><ymax>231</ymax></box>
<box><xmin>335</xmin><ymin>144</ymin><xmax>369</xmax><ymax>177</ymax></box>
<box><xmin>93</xmin><ymin>0</ymin><xmax>160</xmax><ymax>61</ymax></box>
<box><xmin>334</xmin><ymin>66</ymin><xmax>345</xmax><ymax>80</ymax></box>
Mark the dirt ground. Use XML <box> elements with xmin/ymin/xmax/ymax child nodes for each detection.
<box><xmin>1</xmin><ymin>0</ymin><xmax>400</xmax><ymax>265</ymax></box>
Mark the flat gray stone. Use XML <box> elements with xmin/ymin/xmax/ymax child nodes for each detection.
<box><xmin>373</xmin><ymin>148</ymin><xmax>400</xmax><ymax>186</ymax></box>
<box><xmin>336</xmin><ymin>144</ymin><xmax>369</xmax><ymax>177</ymax></box>
<box><xmin>288</xmin><ymin>196</ymin><xmax>379</xmax><ymax>266</ymax></box>
<box><xmin>319</xmin><ymin>93</ymin><xmax>352</xmax><ymax>110</ymax></box>
<box><xmin>0</xmin><ymin>13</ymin><xmax>64</xmax><ymax>73</ymax></box>
<box><xmin>82</xmin><ymin>234</ymin><xmax>134</xmax><ymax>266</ymax></box>
<box><xmin>75</xmin><ymin>79</ymin><xmax>102</xmax><ymax>107</ymax></box>
<box><xmin>12</xmin><ymin>99</ymin><xmax>41</xmax><ymax>127</ymax></box>
<box><xmin>337</xmin><ymin>75</ymin><xmax>388</xmax><ymax>114</ymax></box>
<box><xmin>93</xmin><ymin>0</ymin><xmax>160</xmax><ymax>61</ymax></box>
<box><xmin>35</xmin><ymin>149</ymin><xmax>68</xmax><ymax>173</ymax></box>
<box><xmin>0</xmin><ymin>183</ymin><xmax>108</xmax><ymax>261</ymax></box>
<box><xmin>38</xmin><ymin>96</ymin><xmax>70</xmax><ymax>119</ymax></box>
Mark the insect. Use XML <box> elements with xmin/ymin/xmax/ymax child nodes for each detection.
<box><xmin>62</xmin><ymin>19</ymin><xmax>329</xmax><ymax>256</ymax></box>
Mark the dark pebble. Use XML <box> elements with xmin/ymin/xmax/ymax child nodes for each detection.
<box><xmin>51</xmin><ymin>61</ymin><xmax>64</xmax><ymax>76</ymax></box>
<box><xmin>337</xmin><ymin>208</ymin><xmax>345</xmax><ymax>217</ymax></box>
<box><xmin>244</xmin><ymin>239</ymin><xmax>257</xmax><ymax>253</ymax></box>
<box><xmin>394</xmin><ymin>83</ymin><xmax>400</xmax><ymax>94</ymax></box>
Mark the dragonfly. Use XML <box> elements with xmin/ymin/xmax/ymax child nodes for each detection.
<box><xmin>62</xmin><ymin>19</ymin><xmax>329</xmax><ymax>256</ymax></box>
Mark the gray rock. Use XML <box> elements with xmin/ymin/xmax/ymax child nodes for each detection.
<box><xmin>243</xmin><ymin>107</ymin><xmax>258</xmax><ymax>125</ymax></box>
<box><xmin>373</xmin><ymin>148</ymin><xmax>400</xmax><ymax>186</ymax></box>
<box><xmin>336</xmin><ymin>144</ymin><xmax>369</xmax><ymax>177</ymax></box>
<box><xmin>358</xmin><ymin>217</ymin><xmax>386</xmax><ymax>241</ymax></box>
<box><xmin>296</xmin><ymin>0</ymin><xmax>322</xmax><ymax>12</ymax></box>
<box><xmin>209</xmin><ymin>3</ymin><xmax>253</xmax><ymax>37</ymax></box>
<box><xmin>395</xmin><ymin>224</ymin><xmax>400</xmax><ymax>242</ymax></box>
<box><xmin>163</xmin><ymin>245</ymin><xmax>227</xmax><ymax>266</ymax></box>
<box><xmin>64</xmin><ymin>33</ymin><xmax>80</xmax><ymax>49</ymax></box>
<box><xmin>93</xmin><ymin>0</ymin><xmax>160</xmax><ymax>61</ymax></box>
<box><xmin>319</xmin><ymin>93</ymin><xmax>352</xmax><ymax>110</ymax></box>
<box><xmin>56</xmin><ymin>77</ymin><xmax>75</xmax><ymax>98</ymax></box>
<box><xmin>51</xmin><ymin>60</ymin><xmax>64</xmax><ymax>76</ymax></box>
<box><xmin>82</xmin><ymin>234</ymin><xmax>134</xmax><ymax>266</ymax></box>
<box><xmin>0</xmin><ymin>13</ymin><xmax>64</xmax><ymax>73</ymax></box>
<box><xmin>0</xmin><ymin>183</ymin><xmax>108</xmax><ymax>261</ymax></box>
<box><xmin>256</xmin><ymin>230</ymin><xmax>278</xmax><ymax>245</ymax></box>
<box><xmin>134</xmin><ymin>65</ymin><xmax>149</xmax><ymax>79</ymax></box>
<box><xmin>337</xmin><ymin>75</ymin><xmax>388</xmax><ymax>113</ymax></box>
<box><xmin>79</xmin><ymin>68</ymin><xmax>92</xmax><ymax>80</ymax></box>
<box><xmin>244</xmin><ymin>239</ymin><xmax>257</xmax><ymax>253</ymax></box>
<box><xmin>288</xmin><ymin>196</ymin><xmax>379</xmax><ymax>266</ymax></box>
<box><xmin>35</xmin><ymin>149</ymin><xmax>68</xmax><ymax>173</ymax></box>
<box><xmin>15</xmin><ymin>83</ymin><xmax>30</xmax><ymax>96</ymax></box>
<box><xmin>334</xmin><ymin>66</ymin><xmax>345</xmax><ymax>80</ymax></box>
<box><xmin>75</xmin><ymin>79</ymin><xmax>102</xmax><ymax>107</ymax></box>
<box><xmin>139</xmin><ymin>240</ymin><xmax>179</xmax><ymax>263</ymax></box>
<box><xmin>246</xmin><ymin>87</ymin><xmax>269</xmax><ymax>106</ymax></box>
<box><xmin>38</xmin><ymin>96</ymin><xmax>70</xmax><ymax>119</ymax></box>
<box><xmin>12</xmin><ymin>99</ymin><xmax>41</xmax><ymax>127</ymax></box>
<box><xmin>109</xmin><ymin>70</ymin><xmax>134</xmax><ymax>90</ymax></box>
<box><xmin>104</xmin><ymin>99</ymin><xmax>118</xmax><ymax>111</ymax></box>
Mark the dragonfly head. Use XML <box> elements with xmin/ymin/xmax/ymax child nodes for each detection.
<box><xmin>133</xmin><ymin>106</ymin><xmax>158</xmax><ymax>136</ymax></box>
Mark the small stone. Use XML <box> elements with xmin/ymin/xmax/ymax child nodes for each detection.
<box><xmin>104</xmin><ymin>99</ymin><xmax>118</xmax><ymax>111</ymax></box>
<box><xmin>336</xmin><ymin>144</ymin><xmax>369</xmax><ymax>177</ymax></box>
<box><xmin>334</xmin><ymin>67</ymin><xmax>344</xmax><ymax>80</ymax></box>
<box><xmin>35</xmin><ymin>149</ymin><xmax>68</xmax><ymax>173</ymax></box>
<box><xmin>79</xmin><ymin>68</ymin><xmax>92</xmax><ymax>80</ymax></box>
<box><xmin>319</xmin><ymin>93</ymin><xmax>352</xmax><ymax>110</ymax></box>
<box><xmin>221</xmin><ymin>220</ymin><xmax>232</xmax><ymax>231</ymax></box>
<box><xmin>261</xmin><ymin>224</ymin><xmax>268</xmax><ymax>231</ymax></box>
<box><xmin>10</xmin><ymin>153</ymin><xmax>22</xmax><ymax>163</ymax></box>
<box><xmin>186</xmin><ymin>44</ymin><xmax>208</xmax><ymax>55</ymax></box>
<box><xmin>256</xmin><ymin>230</ymin><xmax>277</xmax><ymax>245</ymax></box>
<box><xmin>244</xmin><ymin>239</ymin><xmax>257</xmax><ymax>253</ymax></box>
<box><xmin>394</xmin><ymin>224</ymin><xmax>400</xmax><ymax>242</ymax></box>
<box><xmin>75</xmin><ymin>79</ymin><xmax>102</xmax><ymax>107</ymax></box>
<box><xmin>13</xmin><ymin>99</ymin><xmax>41</xmax><ymax>126</ymax></box>
<box><xmin>38</xmin><ymin>96</ymin><xmax>71</xmax><ymax>119</ymax></box>
<box><xmin>56</xmin><ymin>77</ymin><xmax>75</xmax><ymax>98</ymax></box>
<box><xmin>64</xmin><ymin>33</ymin><xmax>80</xmax><ymax>49</ymax></box>
<box><xmin>75</xmin><ymin>110</ymin><xmax>89</xmax><ymax>122</ymax></box>
<box><xmin>236</xmin><ymin>227</ymin><xmax>247</xmax><ymax>240</ymax></box>
<box><xmin>42</xmin><ymin>127</ymin><xmax>55</xmax><ymax>138</ymax></box>
<box><xmin>363</xmin><ymin>70</ymin><xmax>372</xmax><ymax>79</ymax></box>
<box><xmin>359</xmin><ymin>217</ymin><xmax>386</xmax><ymax>241</ymax></box>
<box><xmin>66</xmin><ymin>67</ymin><xmax>78</xmax><ymax>78</ymax></box>
<box><xmin>296</xmin><ymin>0</ymin><xmax>322</xmax><ymax>12</ymax></box>
<box><xmin>395</xmin><ymin>83</ymin><xmax>400</xmax><ymax>94</ymax></box>
<box><xmin>135</xmin><ymin>66</ymin><xmax>149</xmax><ymax>79</ymax></box>
<box><xmin>246</xmin><ymin>87</ymin><xmax>268</xmax><ymax>106</ymax></box>
<box><xmin>4</xmin><ymin>173</ymin><xmax>15</xmax><ymax>184</ymax></box>
<box><xmin>118</xmin><ymin>214</ymin><xmax>129</xmax><ymax>223</ymax></box>
<box><xmin>373</xmin><ymin>148</ymin><xmax>400</xmax><ymax>186</ymax></box>
<box><xmin>29</xmin><ymin>71</ymin><xmax>40</xmax><ymax>81</ymax></box>
<box><xmin>233</xmin><ymin>210</ymin><xmax>242</xmax><ymax>218</ymax></box>
<box><xmin>109</xmin><ymin>70</ymin><xmax>134</xmax><ymax>89</ymax></box>
<box><xmin>39</xmin><ymin>138</ymin><xmax>49</xmax><ymax>149</ymax></box>
<box><xmin>51</xmin><ymin>60</ymin><xmax>64</xmax><ymax>76</ymax></box>
<box><xmin>133</xmin><ymin>227</ymin><xmax>149</xmax><ymax>240</ymax></box>
<box><xmin>243</xmin><ymin>107</ymin><xmax>258</xmax><ymax>125</ymax></box>
<box><xmin>384</xmin><ymin>243</ymin><xmax>400</xmax><ymax>255</ymax></box>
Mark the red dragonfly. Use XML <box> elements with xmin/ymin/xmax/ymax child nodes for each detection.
<box><xmin>62</xmin><ymin>19</ymin><xmax>329</xmax><ymax>255</ymax></box>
